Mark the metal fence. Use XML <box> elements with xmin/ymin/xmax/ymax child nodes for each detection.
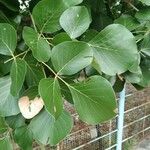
<box><xmin>3</xmin><ymin>84</ymin><xmax>149</xmax><ymax>150</ymax></box>
<box><xmin>51</xmin><ymin>84</ymin><xmax>150</xmax><ymax>150</ymax></box>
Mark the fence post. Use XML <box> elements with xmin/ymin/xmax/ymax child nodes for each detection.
<box><xmin>116</xmin><ymin>85</ymin><xmax>126</xmax><ymax>150</ymax></box>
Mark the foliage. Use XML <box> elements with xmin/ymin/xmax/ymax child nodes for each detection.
<box><xmin>0</xmin><ymin>0</ymin><xmax>150</xmax><ymax>149</ymax></box>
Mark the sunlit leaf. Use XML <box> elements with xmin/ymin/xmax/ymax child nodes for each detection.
<box><xmin>89</xmin><ymin>24</ymin><xmax>138</xmax><ymax>75</ymax></box>
<box><xmin>10</xmin><ymin>59</ymin><xmax>27</xmax><ymax>96</ymax></box>
<box><xmin>23</xmin><ymin>27</ymin><xmax>51</xmax><ymax>62</ymax></box>
<box><xmin>29</xmin><ymin>110</ymin><xmax>73</xmax><ymax>145</ymax></box>
<box><xmin>0</xmin><ymin>23</ymin><xmax>17</xmax><ymax>56</ymax></box>
<box><xmin>39</xmin><ymin>78</ymin><xmax>63</xmax><ymax>118</ymax></box>
<box><xmin>0</xmin><ymin>76</ymin><xmax>20</xmax><ymax>117</ymax></box>
<box><xmin>60</xmin><ymin>6</ymin><xmax>91</xmax><ymax>39</ymax></box>
<box><xmin>51</xmin><ymin>41</ymin><xmax>93</xmax><ymax>75</ymax></box>
<box><xmin>69</xmin><ymin>75</ymin><xmax>117</xmax><ymax>124</ymax></box>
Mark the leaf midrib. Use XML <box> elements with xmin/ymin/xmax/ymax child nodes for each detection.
<box><xmin>57</xmin><ymin>47</ymin><xmax>92</xmax><ymax>74</ymax></box>
<box><xmin>69</xmin><ymin>85</ymin><xmax>100</xmax><ymax>105</ymax></box>
<box><xmin>0</xmin><ymin>38</ymin><xmax>14</xmax><ymax>55</ymax></box>
<box><xmin>41</xmin><ymin>79</ymin><xmax>57</xmax><ymax>115</ymax></box>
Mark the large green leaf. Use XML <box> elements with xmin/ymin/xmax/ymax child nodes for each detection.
<box><xmin>29</xmin><ymin>110</ymin><xmax>73</xmax><ymax>145</ymax></box>
<box><xmin>139</xmin><ymin>0</ymin><xmax>150</xmax><ymax>6</ymax></box>
<box><xmin>23</xmin><ymin>27</ymin><xmax>51</xmax><ymax>62</ymax></box>
<box><xmin>114</xmin><ymin>14</ymin><xmax>140</xmax><ymax>31</ymax></box>
<box><xmin>0</xmin><ymin>23</ymin><xmax>17</xmax><ymax>56</ymax></box>
<box><xmin>89</xmin><ymin>24</ymin><xmax>138</xmax><ymax>76</ymax></box>
<box><xmin>14</xmin><ymin>126</ymin><xmax>33</xmax><ymax>150</ymax></box>
<box><xmin>69</xmin><ymin>75</ymin><xmax>117</xmax><ymax>124</ymax></box>
<box><xmin>10</xmin><ymin>59</ymin><xmax>27</xmax><ymax>96</ymax></box>
<box><xmin>39</xmin><ymin>78</ymin><xmax>63</xmax><ymax>118</ymax></box>
<box><xmin>51</xmin><ymin>41</ymin><xmax>93</xmax><ymax>75</ymax></box>
<box><xmin>60</xmin><ymin>6</ymin><xmax>91</xmax><ymax>39</ymax></box>
<box><xmin>32</xmin><ymin>0</ymin><xmax>83</xmax><ymax>33</ymax></box>
<box><xmin>0</xmin><ymin>76</ymin><xmax>20</xmax><ymax>117</ymax></box>
<box><xmin>0</xmin><ymin>136</ymin><xmax>13</xmax><ymax>150</ymax></box>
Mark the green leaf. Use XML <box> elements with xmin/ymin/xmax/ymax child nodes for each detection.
<box><xmin>128</xmin><ymin>53</ymin><xmax>141</xmax><ymax>74</ymax></box>
<box><xmin>26</xmin><ymin>63</ymin><xmax>45</xmax><ymax>87</ymax></box>
<box><xmin>5</xmin><ymin>114</ymin><xmax>25</xmax><ymax>129</ymax></box>
<box><xmin>62</xmin><ymin>0</ymin><xmax>83</xmax><ymax>6</ymax></box>
<box><xmin>89</xmin><ymin>24</ymin><xmax>138</xmax><ymax>76</ymax></box>
<box><xmin>81</xmin><ymin>29</ymin><xmax>98</xmax><ymax>42</ymax></box>
<box><xmin>23</xmin><ymin>27</ymin><xmax>51</xmax><ymax>62</ymax></box>
<box><xmin>52</xmin><ymin>32</ymin><xmax>72</xmax><ymax>45</ymax></box>
<box><xmin>114</xmin><ymin>14</ymin><xmax>140</xmax><ymax>31</ymax></box>
<box><xmin>32</xmin><ymin>0</ymin><xmax>83</xmax><ymax>33</ymax></box>
<box><xmin>0</xmin><ymin>55</ymin><xmax>12</xmax><ymax>76</ymax></box>
<box><xmin>141</xmin><ymin>33</ymin><xmax>150</xmax><ymax>56</ymax></box>
<box><xmin>22</xmin><ymin>86</ymin><xmax>38</xmax><ymax>100</ymax></box>
<box><xmin>24</xmin><ymin>54</ymin><xmax>45</xmax><ymax>87</ymax></box>
<box><xmin>0</xmin><ymin>0</ymin><xmax>19</xmax><ymax>12</ymax></box>
<box><xmin>10</xmin><ymin>59</ymin><xmax>27</xmax><ymax>96</ymax></box>
<box><xmin>85</xmin><ymin>0</ymin><xmax>112</xmax><ymax>31</ymax></box>
<box><xmin>29</xmin><ymin>110</ymin><xmax>73</xmax><ymax>145</ymax></box>
<box><xmin>51</xmin><ymin>41</ymin><xmax>93</xmax><ymax>75</ymax></box>
<box><xmin>60</xmin><ymin>6</ymin><xmax>91</xmax><ymax>39</ymax></box>
<box><xmin>0</xmin><ymin>136</ymin><xmax>13</xmax><ymax>150</ymax></box>
<box><xmin>69</xmin><ymin>75</ymin><xmax>117</xmax><ymax>124</ymax></box>
<box><xmin>124</xmin><ymin>71</ymin><xmax>142</xmax><ymax>84</ymax></box>
<box><xmin>0</xmin><ymin>10</ymin><xmax>10</xmax><ymax>23</ymax></box>
<box><xmin>85</xmin><ymin>65</ymin><xmax>99</xmax><ymax>76</ymax></box>
<box><xmin>60</xmin><ymin>80</ymin><xmax>74</xmax><ymax>104</ymax></box>
<box><xmin>39</xmin><ymin>78</ymin><xmax>63</xmax><ymax>118</ymax></box>
<box><xmin>91</xmin><ymin>13</ymin><xmax>113</xmax><ymax>31</ymax></box>
<box><xmin>0</xmin><ymin>117</ymin><xmax>7</xmax><ymax>133</ymax></box>
<box><xmin>135</xmin><ymin>8</ymin><xmax>150</xmax><ymax>22</ymax></box>
<box><xmin>132</xmin><ymin>84</ymin><xmax>145</xmax><ymax>90</ymax></box>
<box><xmin>0</xmin><ymin>23</ymin><xmax>17</xmax><ymax>56</ymax></box>
<box><xmin>138</xmin><ymin>58</ymin><xmax>150</xmax><ymax>87</ymax></box>
<box><xmin>0</xmin><ymin>76</ymin><xmax>20</xmax><ymax>117</ymax></box>
<box><xmin>14</xmin><ymin>126</ymin><xmax>33</xmax><ymax>150</ymax></box>
<box><xmin>139</xmin><ymin>0</ymin><xmax>150</xmax><ymax>6</ymax></box>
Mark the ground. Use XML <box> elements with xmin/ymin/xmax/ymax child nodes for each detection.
<box><xmin>134</xmin><ymin>136</ymin><xmax>150</xmax><ymax>150</ymax></box>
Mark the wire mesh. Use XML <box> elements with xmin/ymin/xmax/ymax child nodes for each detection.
<box><xmin>1</xmin><ymin>84</ymin><xmax>150</xmax><ymax>150</ymax></box>
<box><xmin>55</xmin><ymin>84</ymin><xmax>150</xmax><ymax>150</ymax></box>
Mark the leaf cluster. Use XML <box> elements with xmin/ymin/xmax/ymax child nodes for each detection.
<box><xmin>0</xmin><ymin>0</ymin><xmax>150</xmax><ymax>149</ymax></box>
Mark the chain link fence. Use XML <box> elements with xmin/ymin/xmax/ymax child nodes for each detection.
<box><xmin>1</xmin><ymin>84</ymin><xmax>149</xmax><ymax>150</ymax></box>
<box><xmin>43</xmin><ymin>84</ymin><xmax>150</xmax><ymax>150</ymax></box>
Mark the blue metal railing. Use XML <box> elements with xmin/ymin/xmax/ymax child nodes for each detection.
<box><xmin>116</xmin><ymin>86</ymin><xmax>126</xmax><ymax>150</ymax></box>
